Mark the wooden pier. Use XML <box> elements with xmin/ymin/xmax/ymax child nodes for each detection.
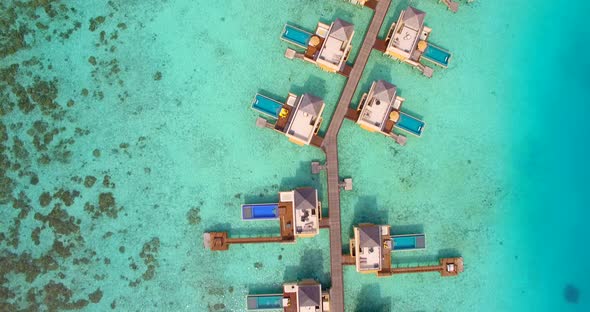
<box><xmin>341</xmin><ymin>249</ymin><xmax>464</xmax><ymax>278</ymax></box>
<box><xmin>388</xmin><ymin>257</ymin><xmax>464</xmax><ymax>277</ymax></box>
<box><xmin>204</xmin><ymin>232</ymin><xmax>289</xmax><ymax>251</ymax></box>
<box><xmin>441</xmin><ymin>0</ymin><xmax>459</xmax><ymax>13</ymax></box>
<box><xmin>320</xmin><ymin>1</ymin><xmax>391</xmax><ymax>311</ymax></box>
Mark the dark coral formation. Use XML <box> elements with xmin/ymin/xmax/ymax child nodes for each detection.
<box><xmin>52</xmin><ymin>239</ymin><xmax>73</xmax><ymax>258</ymax></box>
<box><xmin>0</xmin><ymin>1</ymin><xmax>81</xmax><ymax>58</ymax></box>
<box><xmin>88</xmin><ymin>288</ymin><xmax>103</xmax><ymax>303</ymax></box>
<box><xmin>87</xmin><ymin>192</ymin><xmax>119</xmax><ymax>218</ymax></box>
<box><xmin>89</xmin><ymin>16</ymin><xmax>106</xmax><ymax>32</ymax></box>
<box><xmin>0</xmin><ymin>252</ymin><xmax>60</xmax><ymax>298</ymax></box>
<box><xmin>53</xmin><ymin>189</ymin><xmax>80</xmax><ymax>207</ymax></box>
<box><xmin>31</xmin><ymin>227</ymin><xmax>41</xmax><ymax>245</ymax></box>
<box><xmin>102</xmin><ymin>175</ymin><xmax>115</xmax><ymax>188</ymax></box>
<box><xmin>98</xmin><ymin>193</ymin><xmax>111</xmax><ymax>207</ymax></box>
<box><xmin>0</xmin><ymin>2</ymin><xmax>139</xmax><ymax>310</ymax></box>
<box><xmin>187</xmin><ymin>207</ymin><xmax>201</xmax><ymax>225</ymax></box>
<box><xmin>34</xmin><ymin>204</ymin><xmax>80</xmax><ymax>235</ymax></box>
<box><xmin>564</xmin><ymin>284</ymin><xmax>580</xmax><ymax>304</ymax></box>
<box><xmin>42</xmin><ymin>281</ymin><xmax>89</xmax><ymax>311</ymax></box>
<box><xmin>139</xmin><ymin>237</ymin><xmax>160</xmax><ymax>281</ymax></box>
<box><xmin>12</xmin><ymin>191</ymin><xmax>32</xmax><ymax>219</ymax></box>
<box><xmin>84</xmin><ymin>175</ymin><xmax>97</xmax><ymax>188</ymax></box>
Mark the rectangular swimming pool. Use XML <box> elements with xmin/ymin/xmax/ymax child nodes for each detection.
<box><xmin>281</xmin><ymin>24</ymin><xmax>312</xmax><ymax>48</ymax></box>
<box><xmin>422</xmin><ymin>43</ymin><xmax>452</xmax><ymax>68</ymax></box>
<box><xmin>395</xmin><ymin>112</ymin><xmax>425</xmax><ymax>137</ymax></box>
<box><xmin>392</xmin><ymin>234</ymin><xmax>426</xmax><ymax>251</ymax></box>
<box><xmin>246</xmin><ymin>294</ymin><xmax>283</xmax><ymax>310</ymax></box>
<box><xmin>242</xmin><ymin>203</ymin><xmax>279</xmax><ymax>220</ymax></box>
<box><xmin>252</xmin><ymin>94</ymin><xmax>283</xmax><ymax>119</ymax></box>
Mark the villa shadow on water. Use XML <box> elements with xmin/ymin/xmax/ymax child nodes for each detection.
<box><xmin>244</xmin><ymin>190</ymin><xmax>282</xmax><ymax>206</ymax></box>
<box><xmin>354</xmin><ymin>284</ymin><xmax>392</xmax><ymax>312</ymax></box>
<box><xmin>247</xmin><ymin>283</ymin><xmax>285</xmax><ymax>296</ymax></box>
<box><xmin>279</xmin><ymin>161</ymin><xmax>323</xmax><ymax>195</ymax></box>
<box><xmin>205</xmin><ymin>222</ymin><xmax>280</xmax><ymax>238</ymax></box>
<box><xmin>289</xmin><ymin>75</ymin><xmax>328</xmax><ymax>101</ymax></box>
<box><xmin>389</xmin><ymin>224</ymin><xmax>424</xmax><ymax>236</ymax></box>
<box><xmin>437</xmin><ymin>248</ymin><xmax>462</xmax><ymax>258</ymax></box>
<box><xmin>323</xmin><ymin>8</ymin><xmax>355</xmax><ymax>28</ymax></box>
<box><xmin>257</xmin><ymin>88</ymin><xmax>286</xmax><ymax>104</ymax></box>
<box><xmin>283</xmin><ymin>248</ymin><xmax>331</xmax><ymax>287</ymax></box>
<box><xmin>391</xmin><ymin>248</ymin><xmax>463</xmax><ymax>267</ymax></box>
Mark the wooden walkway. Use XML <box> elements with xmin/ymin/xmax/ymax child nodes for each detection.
<box><xmin>320</xmin><ymin>1</ymin><xmax>392</xmax><ymax>311</ymax></box>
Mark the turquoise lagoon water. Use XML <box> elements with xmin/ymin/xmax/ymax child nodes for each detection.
<box><xmin>1</xmin><ymin>0</ymin><xmax>589</xmax><ymax>311</ymax></box>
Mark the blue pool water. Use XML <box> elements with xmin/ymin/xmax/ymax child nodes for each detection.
<box><xmin>422</xmin><ymin>43</ymin><xmax>451</xmax><ymax>67</ymax></box>
<box><xmin>252</xmin><ymin>94</ymin><xmax>283</xmax><ymax>119</ymax></box>
<box><xmin>281</xmin><ymin>24</ymin><xmax>312</xmax><ymax>48</ymax></box>
<box><xmin>247</xmin><ymin>295</ymin><xmax>283</xmax><ymax>310</ymax></box>
<box><xmin>392</xmin><ymin>235</ymin><xmax>426</xmax><ymax>251</ymax></box>
<box><xmin>395</xmin><ymin>112</ymin><xmax>425</xmax><ymax>136</ymax></box>
<box><xmin>242</xmin><ymin>204</ymin><xmax>280</xmax><ymax>220</ymax></box>
<box><xmin>247</xmin><ymin>295</ymin><xmax>283</xmax><ymax>311</ymax></box>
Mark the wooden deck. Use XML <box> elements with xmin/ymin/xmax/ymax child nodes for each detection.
<box><xmin>310</xmin><ymin>135</ymin><xmax>324</xmax><ymax>148</ymax></box>
<box><xmin>377</xmin><ymin>236</ymin><xmax>393</xmax><ymax>277</ymax></box>
<box><xmin>278</xmin><ymin>202</ymin><xmax>295</xmax><ymax>241</ymax></box>
<box><xmin>342</xmin><ymin>255</ymin><xmax>356</xmax><ymax>266</ymax></box>
<box><xmin>320</xmin><ymin>1</ymin><xmax>392</xmax><ymax>311</ymax></box>
<box><xmin>373</xmin><ymin>38</ymin><xmax>387</xmax><ymax>52</ymax></box>
<box><xmin>283</xmin><ymin>291</ymin><xmax>298</xmax><ymax>312</ymax></box>
<box><xmin>338</xmin><ymin>64</ymin><xmax>353</xmax><ymax>77</ymax></box>
<box><xmin>383</xmin><ymin>118</ymin><xmax>395</xmax><ymax>134</ymax></box>
<box><xmin>344</xmin><ymin>108</ymin><xmax>360</xmax><ymax>122</ymax></box>
<box><xmin>364</xmin><ymin>0</ymin><xmax>378</xmax><ymax>10</ymax></box>
<box><xmin>274</xmin><ymin>105</ymin><xmax>292</xmax><ymax>133</ymax></box>
<box><xmin>305</xmin><ymin>36</ymin><xmax>324</xmax><ymax>60</ymax></box>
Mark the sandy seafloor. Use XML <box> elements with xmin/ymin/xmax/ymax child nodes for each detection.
<box><xmin>1</xmin><ymin>0</ymin><xmax>589</xmax><ymax>311</ymax></box>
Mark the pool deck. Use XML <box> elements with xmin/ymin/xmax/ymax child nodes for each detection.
<box><xmin>204</xmin><ymin>202</ymin><xmax>295</xmax><ymax>251</ymax></box>
<box><xmin>342</xmin><ymin>252</ymin><xmax>464</xmax><ymax>277</ymax></box>
<box><xmin>320</xmin><ymin>0</ymin><xmax>391</xmax><ymax>311</ymax></box>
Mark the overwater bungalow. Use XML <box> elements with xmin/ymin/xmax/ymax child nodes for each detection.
<box><xmin>351</xmin><ymin>80</ymin><xmax>425</xmax><ymax>144</ymax></box>
<box><xmin>247</xmin><ymin>280</ymin><xmax>330</xmax><ymax>312</ymax></box>
<box><xmin>204</xmin><ymin>187</ymin><xmax>324</xmax><ymax>251</ymax></box>
<box><xmin>344</xmin><ymin>223</ymin><xmax>463</xmax><ymax>277</ymax></box>
<box><xmin>281</xmin><ymin>18</ymin><xmax>354</xmax><ymax>75</ymax></box>
<box><xmin>379</xmin><ymin>6</ymin><xmax>452</xmax><ymax>77</ymax></box>
<box><xmin>242</xmin><ymin>187</ymin><xmax>321</xmax><ymax>238</ymax></box>
<box><xmin>252</xmin><ymin>92</ymin><xmax>325</xmax><ymax>147</ymax></box>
